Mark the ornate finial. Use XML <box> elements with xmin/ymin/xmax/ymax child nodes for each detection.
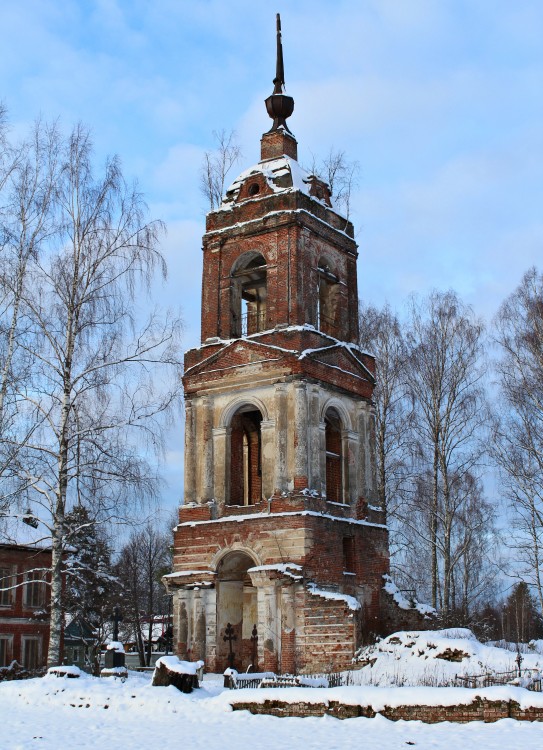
<box><xmin>265</xmin><ymin>13</ymin><xmax>294</xmax><ymax>133</ymax></box>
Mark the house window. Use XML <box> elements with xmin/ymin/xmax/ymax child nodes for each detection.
<box><xmin>24</xmin><ymin>570</ymin><xmax>47</xmax><ymax>609</ymax></box>
<box><xmin>0</xmin><ymin>566</ymin><xmax>14</xmax><ymax>607</ymax></box>
<box><xmin>0</xmin><ymin>636</ymin><xmax>13</xmax><ymax>667</ymax></box>
<box><xmin>22</xmin><ymin>636</ymin><xmax>41</xmax><ymax>670</ymax></box>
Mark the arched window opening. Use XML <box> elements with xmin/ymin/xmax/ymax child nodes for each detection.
<box><xmin>325</xmin><ymin>408</ymin><xmax>343</xmax><ymax>503</ymax></box>
<box><xmin>229</xmin><ymin>407</ymin><xmax>263</xmax><ymax>506</ymax></box>
<box><xmin>230</xmin><ymin>254</ymin><xmax>267</xmax><ymax>337</ymax></box>
<box><xmin>316</xmin><ymin>260</ymin><xmax>340</xmax><ymax>337</ymax></box>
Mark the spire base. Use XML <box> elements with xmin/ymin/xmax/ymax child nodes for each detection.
<box><xmin>265</xmin><ymin>93</ymin><xmax>294</xmax><ymax>133</ymax></box>
<box><xmin>260</xmin><ymin>129</ymin><xmax>298</xmax><ymax>161</ymax></box>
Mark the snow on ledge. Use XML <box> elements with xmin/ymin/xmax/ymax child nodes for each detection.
<box><xmin>306</xmin><ymin>582</ymin><xmax>361</xmax><ymax>611</ymax></box>
<box><xmin>163</xmin><ymin>570</ymin><xmax>215</xmax><ymax>579</ymax></box>
<box><xmin>179</xmin><ymin>510</ymin><xmax>387</xmax><ymax>530</ymax></box>
<box><xmin>248</xmin><ymin>563</ymin><xmax>303</xmax><ymax>581</ymax></box>
<box><xmin>383</xmin><ymin>575</ymin><xmax>436</xmax><ymax>616</ymax></box>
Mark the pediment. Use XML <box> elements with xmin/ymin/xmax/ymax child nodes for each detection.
<box><xmin>302</xmin><ymin>344</ymin><xmax>374</xmax><ymax>383</ymax></box>
<box><xmin>184</xmin><ymin>339</ymin><xmax>294</xmax><ymax>381</ymax></box>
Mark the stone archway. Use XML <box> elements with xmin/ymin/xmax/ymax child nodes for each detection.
<box><xmin>216</xmin><ymin>551</ymin><xmax>258</xmax><ymax>671</ymax></box>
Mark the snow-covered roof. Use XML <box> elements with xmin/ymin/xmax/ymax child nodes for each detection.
<box><xmin>220</xmin><ymin>155</ymin><xmax>342</xmax><ymax>215</ymax></box>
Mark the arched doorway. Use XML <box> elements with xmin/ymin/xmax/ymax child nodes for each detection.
<box><xmin>229</xmin><ymin>405</ymin><xmax>263</xmax><ymax>506</ymax></box>
<box><xmin>325</xmin><ymin>407</ymin><xmax>344</xmax><ymax>503</ymax></box>
<box><xmin>216</xmin><ymin>551</ymin><xmax>258</xmax><ymax>672</ymax></box>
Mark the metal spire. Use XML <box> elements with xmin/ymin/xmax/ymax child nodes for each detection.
<box><xmin>273</xmin><ymin>13</ymin><xmax>285</xmax><ymax>94</ymax></box>
<box><xmin>265</xmin><ymin>13</ymin><xmax>294</xmax><ymax>132</ymax></box>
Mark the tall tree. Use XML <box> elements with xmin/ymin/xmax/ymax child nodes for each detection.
<box><xmin>64</xmin><ymin>505</ymin><xmax>117</xmax><ymax>622</ymax></box>
<box><xmin>63</xmin><ymin>505</ymin><xmax>118</xmax><ymax>674</ymax></box>
<box><xmin>0</xmin><ymin>118</ymin><xmax>60</xmax><ymax>513</ymax></box>
<box><xmin>494</xmin><ymin>267</ymin><xmax>543</xmax><ymax>615</ymax></box>
<box><xmin>501</xmin><ymin>582</ymin><xmax>543</xmax><ymax>644</ymax></box>
<box><xmin>115</xmin><ymin>523</ymin><xmax>171</xmax><ymax>666</ymax></box>
<box><xmin>404</xmin><ymin>290</ymin><xmax>488</xmax><ymax>615</ymax></box>
<box><xmin>7</xmin><ymin>124</ymin><xmax>182</xmax><ymax>666</ymax></box>
<box><xmin>358</xmin><ymin>303</ymin><xmax>411</xmax><ymax>524</ymax></box>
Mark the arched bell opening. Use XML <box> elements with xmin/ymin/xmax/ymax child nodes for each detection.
<box><xmin>316</xmin><ymin>257</ymin><xmax>340</xmax><ymax>337</ymax></box>
<box><xmin>228</xmin><ymin>406</ymin><xmax>263</xmax><ymax>506</ymax></box>
<box><xmin>216</xmin><ymin>551</ymin><xmax>259</xmax><ymax>672</ymax></box>
<box><xmin>324</xmin><ymin>407</ymin><xmax>344</xmax><ymax>503</ymax></box>
<box><xmin>230</xmin><ymin>252</ymin><xmax>268</xmax><ymax>337</ymax></box>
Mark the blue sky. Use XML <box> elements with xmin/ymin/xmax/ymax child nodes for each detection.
<box><xmin>2</xmin><ymin>0</ymin><xmax>542</xmax><ymax>509</ymax></box>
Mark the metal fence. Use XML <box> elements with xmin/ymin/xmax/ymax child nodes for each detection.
<box><xmin>226</xmin><ymin>671</ymin><xmax>344</xmax><ymax>690</ymax></box>
<box><xmin>454</xmin><ymin>669</ymin><xmax>542</xmax><ymax>692</ymax></box>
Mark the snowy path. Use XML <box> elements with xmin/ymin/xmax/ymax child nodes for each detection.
<box><xmin>2</xmin><ymin>673</ymin><xmax>543</xmax><ymax>750</ymax></box>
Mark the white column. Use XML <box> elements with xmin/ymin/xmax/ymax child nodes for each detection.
<box><xmin>257</xmin><ymin>582</ymin><xmax>279</xmax><ymax>671</ymax></box>
<box><xmin>204</xmin><ymin>587</ymin><xmax>217</xmax><ymax>671</ymax></box>
<box><xmin>319</xmin><ymin>421</ymin><xmax>327</xmax><ymax>496</ymax></box>
<box><xmin>183</xmin><ymin>399</ymin><xmax>196</xmax><ymax>504</ymax></box>
<box><xmin>201</xmin><ymin>396</ymin><xmax>214</xmax><ymax>502</ymax></box>
<box><xmin>358</xmin><ymin>403</ymin><xmax>376</xmax><ymax>501</ymax></box>
<box><xmin>345</xmin><ymin>429</ymin><xmax>359</xmax><ymax>503</ymax></box>
<box><xmin>212</xmin><ymin>426</ymin><xmax>230</xmax><ymax>507</ymax></box>
<box><xmin>307</xmin><ymin>385</ymin><xmax>321</xmax><ymax>490</ymax></box>
<box><xmin>260</xmin><ymin>419</ymin><xmax>276</xmax><ymax>499</ymax></box>
<box><xmin>293</xmin><ymin>381</ymin><xmax>308</xmax><ymax>489</ymax></box>
<box><xmin>274</xmin><ymin>384</ymin><xmax>288</xmax><ymax>493</ymax></box>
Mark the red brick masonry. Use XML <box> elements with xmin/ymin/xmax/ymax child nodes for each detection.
<box><xmin>228</xmin><ymin>686</ymin><xmax>543</xmax><ymax>722</ymax></box>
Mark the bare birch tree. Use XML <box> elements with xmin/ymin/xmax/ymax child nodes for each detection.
<box><xmin>404</xmin><ymin>290</ymin><xmax>488</xmax><ymax>615</ymax></box>
<box><xmin>7</xmin><ymin>124</ymin><xmax>182</xmax><ymax>666</ymax></box>
<box><xmin>0</xmin><ymin>121</ymin><xmax>59</xmax><ymax>494</ymax></box>
<box><xmin>494</xmin><ymin>267</ymin><xmax>543</xmax><ymax>615</ymax></box>
<box><xmin>200</xmin><ymin>129</ymin><xmax>242</xmax><ymax>211</ymax></box>
<box><xmin>358</xmin><ymin>302</ymin><xmax>411</xmax><ymax>526</ymax></box>
<box><xmin>310</xmin><ymin>148</ymin><xmax>360</xmax><ymax>220</ymax></box>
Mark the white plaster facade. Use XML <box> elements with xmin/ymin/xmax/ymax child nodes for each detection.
<box><xmin>184</xmin><ymin>377</ymin><xmax>376</xmax><ymax>508</ymax></box>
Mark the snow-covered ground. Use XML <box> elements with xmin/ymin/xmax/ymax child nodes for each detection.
<box><xmin>2</xmin><ymin>668</ymin><xmax>543</xmax><ymax>750</ymax></box>
<box><xmin>352</xmin><ymin>628</ymin><xmax>543</xmax><ymax>686</ymax></box>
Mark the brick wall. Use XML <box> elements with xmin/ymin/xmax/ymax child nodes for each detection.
<box><xmin>0</xmin><ymin>545</ymin><xmax>54</xmax><ymax>669</ymax></box>
<box><xmin>200</xmin><ymin>195</ymin><xmax>359</xmax><ymax>346</ymax></box>
<box><xmin>230</xmin><ymin>696</ymin><xmax>543</xmax><ymax>722</ymax></box>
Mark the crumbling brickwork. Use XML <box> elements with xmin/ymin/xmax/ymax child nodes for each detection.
<box><xmin>166</xmin><ymin>59</ymin><xmax>420</xmax><ymax>674</ymax></box>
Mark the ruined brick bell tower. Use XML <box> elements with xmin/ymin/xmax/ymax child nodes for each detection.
<box><xmin>165</xmin><ymin>15</ymin><xmax>393</xmax><ymax>673</ymax></box>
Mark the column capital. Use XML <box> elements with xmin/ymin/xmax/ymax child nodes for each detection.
<box><xmin>212</xmin><ymin>426</ymin><xmax>231</xmax><ymax>438</ymax></box>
